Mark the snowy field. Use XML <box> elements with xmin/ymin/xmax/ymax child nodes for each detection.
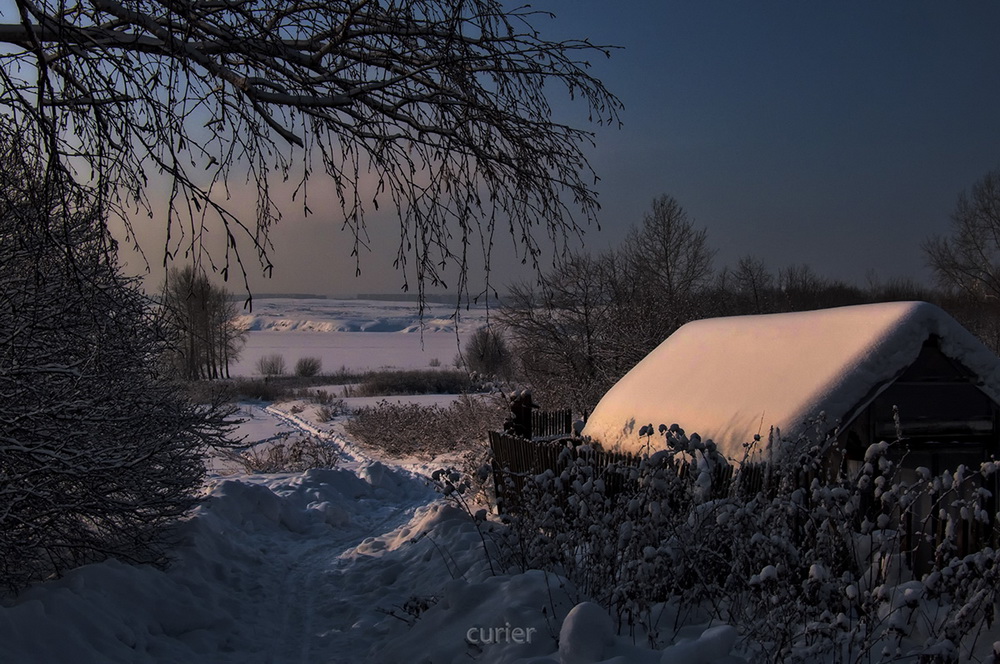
<box><xmin>231</xmin><ymin>297</ymin><xmax>491</xmax><ymax>375</ymax></box>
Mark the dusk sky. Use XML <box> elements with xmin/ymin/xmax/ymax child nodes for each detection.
<box><xmin>121</xmin><ymin>1</ymin><xmax>1000</xmax><ymax>299</ymax></box>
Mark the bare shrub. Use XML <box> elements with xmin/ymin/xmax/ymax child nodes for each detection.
<box><xmin>225</xmin><ymin>378</ymin><xmax>288</xmax><ymax>402</ymax></box>
<box><xmin>316</xmin><ymin>400</ymin><xmax>350</xmax><ymax>422</ymax></box>
<box><xmin>313</xmin><ymin>389</ymin><xmax>336</xmax><ymax>405</ymax></box>
<box><xmin>345</xmin><ymin>395</ymin><xmax>506</xmax><ymax>459</ymax></box>
<box><xmin>295</xmin><ymin>356</ymin><xmax>322</xmax><ymax>377</ymax></box>
<box><xmin>256</xmin><ymin>354</ymin><xmax>287</xmax><ymax>376</ymax></box>
<box><xmin>230</xmin><ymin>434</ymin><xmax>339</xmax><ymax>473</ymax></box>
<box><xmin>355</xmin><ymin>369</ymin><xmax>472</xmax><ymax>396</ymax></box>
<box><xmin>221</xmin><ymin>369</ymin><xmax>477</xmax><ymax>403</ymax></box>
<box><xmin>462</xmin><ymin>327</ymin><xmax>513</xmax><ymax>379</ymax></box>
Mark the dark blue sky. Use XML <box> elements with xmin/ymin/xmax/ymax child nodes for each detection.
<box><xmin>122</xmin><ymin>1</ymin><xmax>1000</xmax><ymax>296</ymax></box>
<box><xmin>525</xmin><ymin>0</ymin><xmax>1000</xmax><ymax>287</ymax></box>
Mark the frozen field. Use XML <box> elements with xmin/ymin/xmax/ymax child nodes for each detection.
<box><xmin>231</xmin><ymin>297</ymin><xmax>491</xmax><ymax>375</ymax></box>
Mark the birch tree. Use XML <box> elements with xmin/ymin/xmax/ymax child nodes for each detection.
<box><xmin>0</xmin><ymin>0</ymin><xmax>621</xmax><ymax>296</ymax></box>
<box><xmin>161</xmin><ymin>265</ymin><xmax>245</xmax><ymax>380</ymax></box>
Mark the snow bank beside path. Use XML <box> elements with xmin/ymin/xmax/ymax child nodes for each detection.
<box><xmin>0</xmin><ymin>463</ymin><xmax>449</xmax><ymax>663</ymax></box>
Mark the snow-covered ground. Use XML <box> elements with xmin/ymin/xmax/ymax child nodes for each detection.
<box><xmin>0</xmin><ymin>400</ymin><xmax>742</xmax><ymax>663</ymax></box>
<box><xmin>7</xmin><ymin>297</ymin><xmax>1000</xmax><ymax>662</ymax></box>
<box><xmin>231</xmin><ymin>297</ymin><xmax>491</xmax><ymax>375</ymax></box>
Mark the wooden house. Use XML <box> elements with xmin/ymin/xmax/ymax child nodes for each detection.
<box><xmin>582</xmin><ymin>301</ymin><xmax>1000</xmax><ymax>472</ymax></box>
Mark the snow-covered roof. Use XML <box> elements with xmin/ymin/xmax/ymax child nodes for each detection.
<box><xmin>582</xmin><ymin>301</ymin><xmax>1000</xmax><ymax>461</ymax></box>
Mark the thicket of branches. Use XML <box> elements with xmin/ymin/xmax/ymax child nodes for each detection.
<box><xmin>346</xmin><ymin>395</ymin><xmax>505</xmax><ymax>459</ymax></box>
<box><xmin>0</xmin><ymin>0</ymin><xmax>621</xmax><ymax>297</ymax></box>
<box><xmin>0</xmin><ymin>133</ymin><xmax>236</xmax><ymax>594</ymax></box>
<box><xmin>500</xmin><ymin>194</ymin><xmax>738</xmax><ymax>414</ymax></box>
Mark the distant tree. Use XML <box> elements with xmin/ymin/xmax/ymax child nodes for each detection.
<box><xmin>501</xmin><ymin>196</ymin><xmax>718</xmax><ymax>413</ymax></box>
<box><xmin>730</xmin><ymin>254</ymin><xmax>776</xmax><ymax>314</ymax></box>
<box><xmin>777</xmin><ymin>264</ymin><xmax>828</xmax><ymax>311</ymax></box>
<box><xmin>295</xmin><ymin>356</ymin><xmax>323</xmax><ymax>378</ymax></box>
<box><xmin>462</xmin><ymin>327</ymin><xmax>513</xmax><ymax>380</ymax></box>
<box><xmin>501</xmin><ymin>252</ymin><xmax>622</xmax><ymax>414</ymax></box>
<box><xmin>922</xmin><ymin>169</ymin><xmax>1000</xmax><ymax>353</ymax></box>
<box><xmin>0</xmin><ymin>0</ymin><xmax>621</xmax><ymax>297</ymax></box>
<box><xmin>0</xmin><ymin>136</ymin><xmax>235</xmax><ymax>593</ymax></box>
<box><xmin>864</xmin><ymin>272</ymin><xmax>934</xmax><ymax>303</ymax></box>
<box><xmin>161</xmin><ymin>267</ymin><xmax>245</xmax><ymax>380</ymax></box>
<box><xmin>620</xmin><ymin>195</ymin><xmax>715</xmax><ymax>331</ymax></box>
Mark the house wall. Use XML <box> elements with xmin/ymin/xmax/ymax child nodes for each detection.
<box><xmin>834</xmin><ymin>339</ymin><xmax>1000</xmax><ymax>574</ymax></box>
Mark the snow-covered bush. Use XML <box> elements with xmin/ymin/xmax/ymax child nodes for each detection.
<box><xmin>455</xmin><ymin>422</ymin><xmax>1000</xmax><ymax>661</ymax></box>
<box><xmin>0</xmin><ymin>139</ymin><xmax>235</xmax><ymax>594</ymax></box>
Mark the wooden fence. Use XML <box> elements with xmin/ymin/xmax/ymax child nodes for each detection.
<box><xmin>530</xmin><ymin>409</ymin><xmax>573</xmax><ymax>437</ymax></box>
<box><xmin>487</xmin><ymin>431</ymin><xmax>1000</xmax><ymax>577</ymax></box>
<box><xmin>487</xmin><ymin>431</ymin><xmax>730</xmax><ymax>513</ymax></box>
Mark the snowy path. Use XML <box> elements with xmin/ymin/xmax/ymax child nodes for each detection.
<box><xmin>0</xmin><ymin>402</ymin><xmax>484</xmax><ymax>664</ymax></box>
<box><xmin>0</xmin><ymin>402</ymin><xmax>747</xmax><ymax>664</ymax></box>
<box><xmin>203</xmin><ymin>406</ymin><xmax>447</xmax><ymax>663</ymax></box>
<box><xmin>242</xmin><ymin>496</ymin><xmax>420</xmax><ymax>663</ymax></box>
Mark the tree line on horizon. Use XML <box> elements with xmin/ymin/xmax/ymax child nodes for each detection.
<box><xmin>496</xmin><ymin>177</ymin><xmax>1000</xmax><ymax>416</ymax></box>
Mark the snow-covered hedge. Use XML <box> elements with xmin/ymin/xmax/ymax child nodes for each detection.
<box><xmin>0</xmin><ymin>146</ymin><xmax>236</xmax><ymax>594</ymax></box>
<box><xmin>444</xmin><ymin>424</ymin><xmax>1000</xmax><ymax>662</ymax></box>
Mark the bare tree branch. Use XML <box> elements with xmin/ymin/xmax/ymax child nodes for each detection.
<box><xmin>924</xmin><ymin>169</ymin><xmax>1000</xmax><ymax>301</ymax></box>
<box><xmin>0</xmin><ymin>0</ymin><xmax>622</xmax><ymax>302</ymax></box>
